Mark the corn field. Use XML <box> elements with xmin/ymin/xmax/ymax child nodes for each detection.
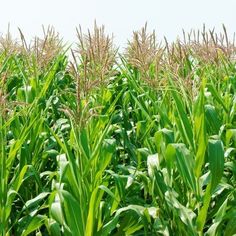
<box><xmin>0</xmin><ymin>24</ymin><xmax>236</xmax><ymax>236</ymax></box>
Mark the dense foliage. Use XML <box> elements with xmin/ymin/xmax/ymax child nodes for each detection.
<box><xmin>0</xmin><ymin>25</ymin><xmax>236</xmax><ymax>236</ymax></box>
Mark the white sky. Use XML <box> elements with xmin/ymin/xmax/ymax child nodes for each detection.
<box><xmin>0</xmin><ymin>0</ymin><xmax>236</xmax><ymax>49</ymax></box>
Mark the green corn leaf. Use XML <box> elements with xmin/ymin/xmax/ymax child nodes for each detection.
<box><xmin>208</xmin><ymin>139</ymin><xmax>224</xmax><ymax>192</ymax></box>
<box><xmin>166</xmin><ymin>143</ymin><xmax>197</xmax><ymax>193</ymax></box>
<box><xmin>169</xmin><ymin>79</ymin><xmax>194</xmax><ymax>151</ymax></box>
<box><xmin>21</xmin><ymin>215</ymin><xmax>47</xmax><ymax>236</ymax></box>
<box><xmin>194</xmin><ymin>79</ymin><xmax>207</xmax><ymax>179</ymax></box>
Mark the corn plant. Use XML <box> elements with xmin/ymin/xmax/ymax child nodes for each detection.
<box><xmin>0</xmin><ymin>24</ymin><xmax>236</xmax><ymax>236</ymax></box>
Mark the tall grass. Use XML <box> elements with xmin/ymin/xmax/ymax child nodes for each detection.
<box><xmin>0</xmin><ymin>24</ymin><xmax>236</xmax><ymax>235</ymax></box>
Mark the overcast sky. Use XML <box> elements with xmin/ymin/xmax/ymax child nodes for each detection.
<box><xmin>0</xmin><ymin>0</ymin><xmax>236</xmax><ymax>49</ymax></box>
